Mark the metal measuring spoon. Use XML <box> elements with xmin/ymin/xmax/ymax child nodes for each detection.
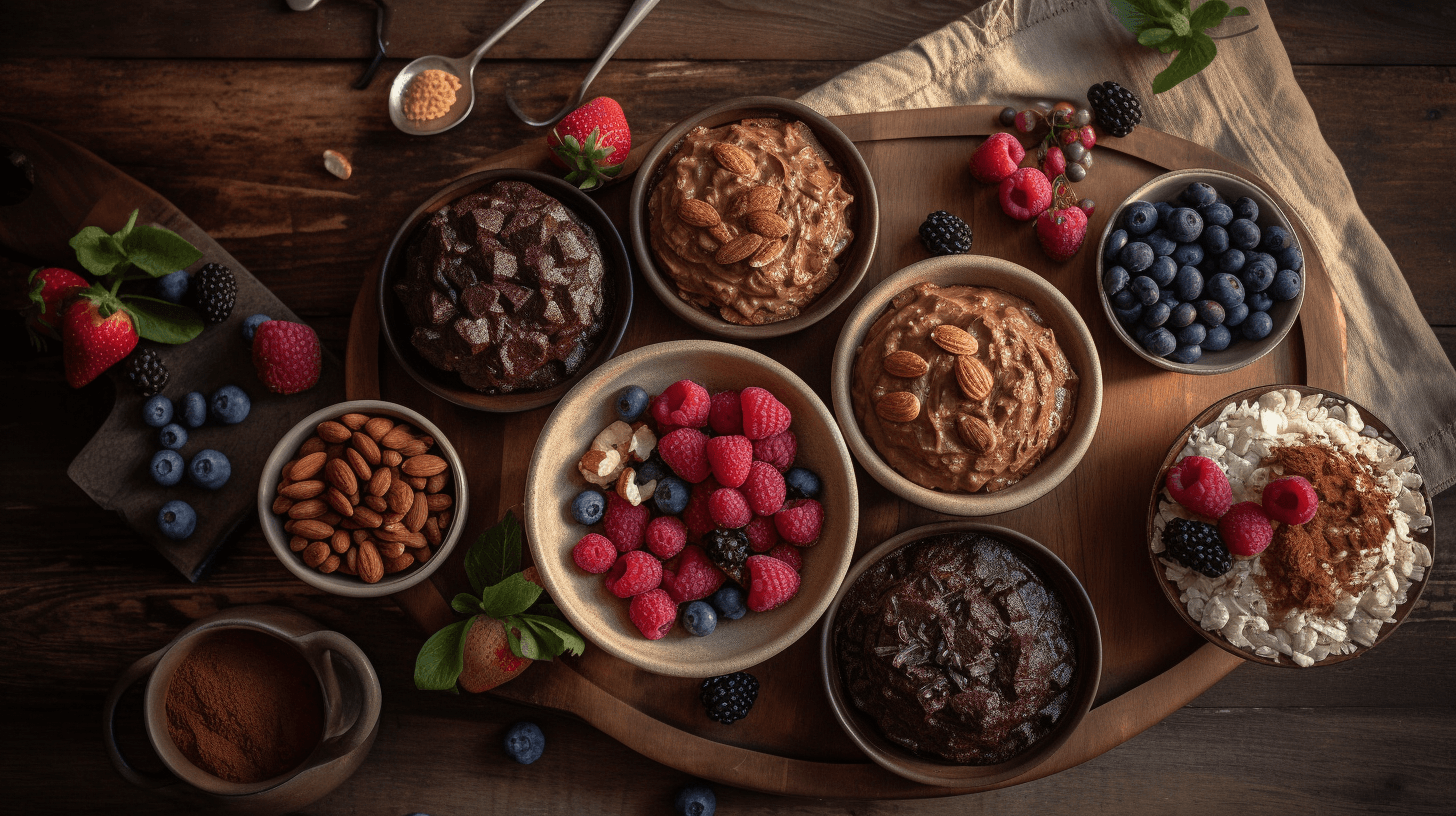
<box><xmin>387</xmin><ymin>0</ymin><xmax>550</xmax><ymax>136</ymax></box>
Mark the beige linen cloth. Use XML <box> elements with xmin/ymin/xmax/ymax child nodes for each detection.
<box><xmin>800</xmin><ymin>0</ymin><xmax>1456</xmax><ymax>496</ymax></box>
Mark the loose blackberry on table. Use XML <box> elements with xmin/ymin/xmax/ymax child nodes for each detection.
<box><xmin>917</xmin><ymin>211</ymin><xmax>973</xmax><ymax>256</ymax></box>
<box><xmin>124</xmin><ymin>348</ymin><xmax>169</xmax><ymax>396</ymax></box>
<box><xmin>700</xmin><ymin>671</ymin><xmax>759</xmax><ymax>724</ymax></box>
<box><xmin>1086</xmin><ymin>80</ymin><xmax>1143</xmax><ymax>137</ymax></box>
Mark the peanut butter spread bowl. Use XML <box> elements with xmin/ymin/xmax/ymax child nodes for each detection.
<box><xmin>831</xmin><ymin>256</ymin><xmax>1103</xmax><ymax>517</ymax></box>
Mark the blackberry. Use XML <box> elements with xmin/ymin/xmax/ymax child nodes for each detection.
<box><xmin>1161</xmin><ymin>517</ymin><xmax>1232</xmax><ymax>577</ymax></box>
<box><xmin>123</xmin><ymin>348</ymin><xmax>169</xmax><ymax>396</ymax></box>
<box><xmin>700</xmin><ymin>672</ymin><xmax>759</xmax><ymax>724</ymax></box>
<box><xmin>1087</xmin><ymin>81</ymin><xmax>1143</xmax><ymax>137</ymax></box>
<box><xmin>702</xmin><ymin>527</ymin><xmax>749</xmax><ymax>571</ymax></box>
<box><xmin>918</xmin><ymin>211</ymin><xmax>973</xmax><ymax>256</ymax></box>
<box><xmin>188</xmin><ymin>262</ymin><xmax>237</xmax><ymax>324</ymax></box>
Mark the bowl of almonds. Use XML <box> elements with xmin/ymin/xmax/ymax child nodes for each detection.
<box><xmin>258</xmin><ymin>400</ymin><xmax>468</xmax><ymax>597</ymax></box>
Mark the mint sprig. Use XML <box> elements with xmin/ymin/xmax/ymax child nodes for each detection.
<box><xmin>1109</xmin><ymin>0</ymin><xmax>1250</xmax><ymax>93</ymax></box>
<box><xmin>63</xmin><ymin>209</ymin><xmax>207</xmax><ymax>344</ymax></box>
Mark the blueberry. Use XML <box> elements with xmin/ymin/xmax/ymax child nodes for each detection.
<box><xmin>1217</xmin><ymin>249</ymin><xmax>1246</xmax><ymax>274</ymax></box>
<box><xmin>1111</xmin><ymin>301</ymin><xmax>1143</xmax><ymax>325</ymax></box>
<box><xmin>1274</xmin><ymin>244</ymin><xmax>1303</xmax><ymax>272</ymax></box>
<box><xmin>1224</xmin><ymin>302</ymin><xmax>1250</xmax><ymax>328</ymax></box>
<box><xmin>1131</xmin><ymin>323</ymin><xmax>1154</xmax><ymax>343</ymax></box>
<box><xmin>636</xmin><ymin>453</ymin><xmax>669</xmax><ymax>485</ymax></box>
<box><xmin>159</xmin><ymin>423</ymin><xmax>188</xmax><ymax>450</ymax></box>
<box><xmin>1173</xmin><ymin>265</ymin><xmax>1204</xmax><ymax>302</ymax></box>
<box><xmin>615</xmin><ymin>385</ymin><xmax>650</xmax><ymax>422</ymax></box>
<box><xmin>1148</xmin><ymin>255</ymin><xmax>1177</xmax><ymax>287</ymax></box>
<box><xmin>1241</xmin><ymin>310</ymin><xmax>1274</xmax><ymax>340</ymax></box>
<box><xmin>242</xmin><ymin>313</ymin><xmax>271</xmax><ymax>344</ymax></box>
<box><xmin>1208</xmin><ymin>273</ymin><xmax>1246</xmax><ymax>309</ymax></box>
<box><xmin>675</xmin><ymin>784</ymin><xmax>717</xmax><ymax>816</ymax></box>
<box><xmin>1234</xmin><ymin>196</ymin><xmax>1259</xmax><ymax>221</ymax></box>
<box><xmin>1180</xmin><ymin>182</ymin><xmax>1217</xmax><ymax>208</ymax></box>
<box><xmin>1110</xmin><ymin>289</ymin><xmax>1138</xmax><ymax>310</ymax></box>
<box><xmin>1141</xmin><ymin>327</ymin><xmax>1177</xmax><ymax>357</ymax></box>
<box><xmin>1122</xmin><ymin>201</ymin><xmax>1158</xmax><ymax>235</ymax></box>
<box><xmin>188</xmin><ymin>449</ymin><xmax>231</xmax><ymax>490</ymax></box>
<box><xmin>503</xmin><ymin>722</ymin><xmax>545</xmax><ymax>765</ymax></box>
<box><xmin>1195</xmin><ymin>299</ymin><xmax>1226</xmax><ymax>326</ymax></box>
<box><xmin>1247</xmin><ymin>291</ymin><xmax>1274</xmax><ymax>313</ymax></box>
<box><xmin>1240</xmin><ymin>261</ymin><xmax>1275</xmax><ymax>294</ymax></box>
<box><xmin>1260</xmin><ymin>224</ymin><xmax>1293</xmax><ymax>252</ymax></box>
<box><xmin>1141</xmin><ymin>301</ymin><xmax>1171</xmax><ymax>328</ymax></box>
<box><xmin>1144</xmin><ymin>230</ymin><xmax>1177</xmax><ymax>258</ymax></box>
<box><xmin>683</xmin><ymin>601</ymin><xmax>718</xmax><ymax>637</ymax></box>
<box><xmin>1102</xmin><ymin>265</ymin><xmax>1130</xmax><ymax>297</ymax></box>
<box><xmin>1200</xmin><ymin>224</ymin><xmax>1230</xmax><ymax>255</ymax></box>
<box><xmin>1167</xmin><ymin>344</ymin><xmax>1204</xmax><ymax>364</ymax></box>
<box><xmin>709</xmin><ymin>586</ymin><xmax>747</xmax><ymax>621</ymax></box>
<box><xmin>181</xmin><ymin>391</ymin><xmax>207</xmax><ymax>428</ymax></box>
<box><xmin>151</xmin><ymin>270</ymin><xmax>190</xmax><ymax>304</ymax></box>
<box><xmin>1103</xmin><ymin>229</ymin><xmax>1128</xmax><ymax>263</ymax></box>
<box><xmin>1172</xmin><ymin>242</ymin><xmax>1204</xmax><ymax>268</ymax></box>
<box><xmin>570</xmin><ymin>489</ymin><xmax>606</xmax><ymax>525</ymax></box>
<box><xmin>1168</xmin><ymin>302</ymin><xmax>1198</xmax><ymax>328</ymax></box>
<box><xmin>1198</xmin><ymin>202</ymin><xmax>1234</xmax><ymax>228</ymax></box>
<box><xmin>784</xmin><ymin>467</ymin><xmax>821</xmax><ymax>500</ymax></box>
<box><xmin>1246</xmin><ymin>250</ymin><xmax>1277</xmax><ymax>270</ymax></box>
<box><xmin>1228</xmin><ymin>218</ymin><xmax>1260</xmax><ymax>251</ymax></box>
<box><xmin>1270</xmin><ymin>269</ymin><xmax>1302</xmax><ymax>301</ymax></box>
<box><xmin>210</xmin><ymin>385</ymin><xmax>251</xmax><ymax>425</ymax></box>
<box><xmin>142</xmin><ymin>395</ymin><xmax>174</xmax><ymax>428</ymax></box>
<box><xmin>1201</xmin><ymin>324</ymin><xmax>1232</xmax><ymax>351</ymax></box>
<box><xmin>655</xmin><ymin>477</ymin><xmax>691</xmax><ymax>515</ymax></box>
<box><xmin>1174</xmin><ymin>322</ymin><xmax>1207</xmax><ymax>346</ymax></box>
<box><xmin>150</xmin><ymin>449</ymin><xmax>185</xmax><ymax>487</ymax></box>
<box><xmin>1120</xmin><ymin>241</ymin><xmax>1154</xmax><ymax>273</ymax></box>
<box><xmin>157</xmin><ymin>500</ymin><xmax>197</xmax><ymax>541</ymax></box>
<box><xmin>1158</xmin><ymin>289</ymin><xmax>1180</xmax><ymax>309</ymax></box>
<box><xmin>1129</xmin><ymin>276</ymin><xmax>1159</xmax><ymax>306</ymax></box>
<box><xmin>1166</xmin><ymin>208</ymin><xmax>1203</xmax><ymax>243</ymax></box>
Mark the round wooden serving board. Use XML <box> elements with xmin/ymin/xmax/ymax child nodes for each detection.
<box><xmin>344</xmin><ymin>104</ymin><xmax>1347</xmax><ymax>798</ymax></box>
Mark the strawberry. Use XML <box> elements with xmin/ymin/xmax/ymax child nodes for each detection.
<box><xmin>458</xmin><ymin>565</ymin><xmax>544</xmax><ymax>693</ymax></box>
<box><xmin>252</xmin><ymin>319</ymin><xmax>322</xmax><ymax>394</ymax></box>
<box><xmin>1036</xmin><ymin>205</ymin><xmax>1089</xmax><ymax>262</ymax></box>
<box><xmin>968</xmin><ymin>132</ymin><xmax>1026</xmax><ymax>184</ymax></box>
<box><xmin>547</xmin><ymin>97</ymin><xmax>631</xmax><ymax>191</ymax></box>
<box><xmin>27</xmin><ymin>267</ymin><xmax>89</xmax><ymax>341</ymax></box>
<box><xmin>62</xmin><ymin>293</ymin><xmax>138</xmax><ymax>388</ymax></box>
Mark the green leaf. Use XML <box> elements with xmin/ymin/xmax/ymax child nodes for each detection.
<box><xmin>517</xmin><ymin>613</ymin><xmax>585</xmax><ymax>657</ymax></box>
<box><xmin>465</xmin><ymin>510</ymin><xmax>522</xmax><ymax>595</ymax></box>
<box><xmin>123</xmin><ymin>224</ymin><xmax>203</xmax><ymax>277</ymax></box>
<box><xmin>1227</xmin><ymin>6</ymin><xmax>1249</xmax><ymax>16</ymax></box>
<box><xmin>450</xmin><ymin>592</ymin><xmax>484</xmax><ymax>616</ymax></box>
<box><xmin>516</xmin><ymin>616</ymin><xmax>563</xmax><ymax>659</ymax></box>
<box><xmin>1153</xmin><ymin>31</ymin><xmax>1218</xmax><ymax>93</ymax></box>
<box><xmin>1138</xmin><ymin>27</ymin><xmax>1174</xmax><ymax>45</ymax></box>
<box><xmin>413</xmin><ymin>618</ymin><xmax>472</xmax><ymax>691</ymax></box>
<box><xmin>69</xmin><ymin>226</ymin><xmax>127</xmax><ymax>278</ymax></box>
<box><xmin>115</xmin><ymin>209</ymin><xmax>138</xmax><ymax>243</ymax></box>
<box><xmin>505</xmin><ymin>618</ymin><xmax>542</xmax><ymax>661</ymax></box>
<box><xmin>534</xmin><ymin>603</ymin><xmax>563</xmax><ymax>618</ymax></box>
<box><xmin>1168</xmin><ymin>12</ymin><xmax>1190</xmax><ymax>35</ymax></box>
<box><xmin>1188</xmin><ymin>0</ymin><xmax>1230</xmax><ymax>31</ymax></box>
<box><xmin>477</xmin><ymin>573</ymin><xmax>542</xmax><ymax>620</ymax></box>
<box><xmin>1108</xmin><ymin>0</ymin><xmax>1165</xmax><ymax>33</ymax></box>
<box><xmin>119</xmin><ymin>296</ymin><xmax>204</xmax><ymax>344</ymax></box>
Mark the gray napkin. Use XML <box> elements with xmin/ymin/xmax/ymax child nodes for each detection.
<box><xmin>800</xmin><ymin>0</ymin><xmax>1456</xmax><ymax>496</ymax></box>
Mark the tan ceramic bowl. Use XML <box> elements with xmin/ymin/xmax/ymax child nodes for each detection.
<box><xmin>1147</xmin><ymin>385</ymin><xmax>1436</xmax><ymax>667</ymax></box>
<box><xmin>524</xmin><ymin>340</ymin><xmax>859</xmax><ymax>677</ymax></box>
<box><xmin>628</xmin><ymin>95</ymin><xmax>879</xmax><ymax>339</ymax></box>
<box><xmin>831</xmin><ymin>255</ymin><xmax>1103</xmax><ymax>516</ymax></box>
<box><xmin>258</xmin><ymin>400</ymin><xmax>469</xmax><ymax>598</ymax></box>
<box><xmin>820</xmin><ymin>521</ymin><xmax>1102</xmax><ymax>787</ymax></box>
<box><xmin>1096</xmin><ymin>169</ymin><xmax>1306</xmax><ymax>374</ymax></box>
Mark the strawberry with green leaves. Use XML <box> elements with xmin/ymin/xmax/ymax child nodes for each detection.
<box><xmin>26</xmin><ymin>267</ymin><xmax>89</xmax><ymax>342</ymax></box>
<box><xmin>61</xmin><ymin>294</ymin><xmax>138</xmax><ymax>388</ymax></box>
<box><xmin>547</xmin><ymin>97</ymin><xmax>631</xmax><ymax>191</ymax></box>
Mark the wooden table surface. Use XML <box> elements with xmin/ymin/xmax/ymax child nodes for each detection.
<box><xmin>2</xmin><ymin>1</ymin><xmax>1453</xmax><ymax>813</ymax></box>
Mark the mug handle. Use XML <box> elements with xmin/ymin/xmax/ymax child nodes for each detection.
<box><xmin>295</xmin><ymin>630</ymin><xmax>382</xmax><ymax>764</ymax></box>
<box><xmin>102</xmin><ymin>646</ymin><xmax>181</xmax><ymax>791</ymax></box>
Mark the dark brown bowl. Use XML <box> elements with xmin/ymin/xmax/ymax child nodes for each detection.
<box><xmin>1147</xmin><ymin>385</ymin><xmax>1437</xmax><ymax>667</ymax></box>
<box><xmin>378</xmin><ymin>168</ymin><xmax>632</xmax><ymax>412</ymax></box>
<box><xmin>628</xmin><ymin>96</ymin><xmax>879</xmax><ymax>339</ymax></box>
<box><xmin>820</xmin><ymin>521</ymin><xmax>1102</xmax><ymax>787</ymax></box>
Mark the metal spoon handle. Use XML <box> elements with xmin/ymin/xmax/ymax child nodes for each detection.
<box><xmin>465</xmin><ymin>0</ymin><xmax>552</xmax><ymax>71</ymax></box>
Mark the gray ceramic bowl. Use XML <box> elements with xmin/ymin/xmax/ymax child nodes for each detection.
<box><xmin>523</xmin><ymin>340</ymin><xmax>859</xmax><ymax>677</ymax></box>
<box><xmin>378</xmin><ymin>168</ymin><xmax>632</xmax><ymax>412</ymax></box>
<box><xmin>628</xmin><ymin>95</ymin><xmax>878</xmax><ymax>339</ymax></box>
<box><xmin>258</xmin><ymin>400</ymin><xmax>469</xmax><ymax>598</ymax></box>
<box><xmin>1097</xmin><ymin>168</ymin><xmax>1306</xmax><ymax>374</ymax></box>
<box><xmin>820</xmin><ymin>521</ymin><xmax>1102</xmax><ymax>787</ymax></box>
<box><xmin>831</xmin><ymin>255</ymin><xmax>1103</xmax><ymax>516</ymax></box>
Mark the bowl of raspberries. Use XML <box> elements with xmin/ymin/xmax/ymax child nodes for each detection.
<box><xmin>523</xmin><ymin>339</ymin><xmax>860</xmax><ymax>677</ymax></box>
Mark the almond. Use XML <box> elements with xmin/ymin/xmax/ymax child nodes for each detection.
<box><xmin>303</xmin><ymin>540</ymin><xmax>330</xmax><ymax>568</ymax></box>
<box><xmin>326</xmin><ymin>488</ymin><xmax>355</xmax><ymax>517</ymax></box>
<box><xmin>351</xmin><ymin>506</ymin><xmax>383</xmax><ymax>529</ymax></box>
<box><xmin>350</xmin><ymin>431</ymin><xmax>381</xmax><ymax>465</ymax></box>
<box><xmin>273</xmin><ymin>496</ymin><xmax>295</xmax><ymax>515</ymax></box>
<box><xmin>288</xmin><ymin>498</ymin><xmax>327</xmax><ymax>520</ymax></box>
<box><xmin>405</xmin><ymin>491</ymin><xmax>428</xmax><ymax>532</ymax></box>
<box><xmin>319</xmin><ymin>511</ymin><xmax>343</xmax><ymax>526</ymax></box>
<box><xmin>377</xmin><ymin>539</ymin><xmax>406</xmax><ymax>559</ymax></box>
<box><xmin>932</xmin><ymin>324</ymin><xmax>979</xmax><ymax>356</ymax></box>
<box><xmin>438</xmin><ymin>509</ymin><xmax>452</xmax><ymax>529</ymax></box>
<box><xmin>364</xmin><ymin>416</ymin><xmax>394</xmax><ymax>441</ymax></box>
<box><xmin>426</xmin><ymin>493</ymin><xmax>452</xmax><ymax>512</ymax></box>
<box><xmin>318</xmin><ymin>554</ymin><xmax>342</xmax><ymax>574</ymax></box>
<box><xmin>351</xmin><ymin>529</ymin><xmax>372</xmax><ymax>545</ymax></box>
<box><xmin>368</xmin><ymin>467</ymin><xmax>392</xmax><ymax>497</ymax></box>
<box><xmin>424</xmin><ymin>516</ymin><xmax>442</xmax><ymax>546</ymax></box>
<box><xmin>280</xmin><ymin>479</ymin><xmax>325</xmax><ymax>500</ymax></box>
<box><xmin>326</xmin><ymin>458</ymin><xmax>357</xmax><ymax>494</ymax></box>
<box><xmin>746</xmin><ymin>238</ymin><xmax>784</xmax><ymax>268</ymax></box>
<box><xmin>344</xmin><ymin>546</ymin><xmax>358</xmax><ymax>575</ymax></box>
<box><xmin>956</xmin><ymin>414</ymin><xmax>998</xmax><ymax>453</ymax></box>
<box><xmin>416</xmin><ymin>544</ymin><xmax>434</xmax><ymax>564</ymax></box>
<box><xmin>387</xmin><ymin>478</ymin><xmax>415</xmax><ymax>514</ymax></box>
<box><xmin>381</xmin><ymin>449</ymin><xmax>403</xmax><ymax>468</ymax></box>
<box><xmin>715</xmin><ymin>233</ymin><xmax>764</xmax><ymax>265</ymax></box>
<box><xmin>425</xmin><ymin>473</ymin><xmax>448</xmax><ymax>493</ymax></box>
<box><xmin>384</xmin><ymin>552</ymin><xmax>416</xmax><ymax>574</ymax></box>
<box><xmin>678</xmin><ymin>199</ymin><xmax>721</xmax><ymax>228</ymax></box>
<box><xmin>330</xmin><ymin>530</ymin><xmax>352</xmax><ymax>554</ymax></box>
<box><xmin>712</xmin><ymin>142</ymin><xmax>755</xmax><ymax>176</ymax></box>
<box><xmin>402</xmin><ymin>454</ymin><xmax>448</xmax><ymax>478</ymax></box>
<box><xmin>364</xmin><ymin>494</ymin><xmax>389</xmax><ymax>513</ymax></box>
<box><xmin>396</xmin><ymin>439</ymin><xmax>429</xmax><ymax>458</ymax></box>
<box><xmin>299</xmin><ymin>436</ymin><xmax>326</xmax><ymax>456</ymax></box>
<box><xmin>291</xmin><ymin>451</ymin><xmax>328</xmax><ymax>481</ymax></box>
<box><xmin>340</xmin><ymin>413</ymin><xmax>369</xmax><ymax>430</ymax></box>
<box><xmin>345</xmin><ymin>448</ymin><xmax>372</xmax><ymax>481</ymax></box>
<box><xmin>288</xmin><ymin>535</ymin><xmax>309</xmax><ymax>553</ymax></box>
<box><xmin>293</xmin><ymin>519</ymin><xmax>334</xmax><ymax>540</ymax></box>
<box><xmin>743</xmin><ymin>185</ymin><xmax>781</xmax><ymax>213</ymax></box>
<box><xmin>406</xmin><ymin>475</ymin><xmax>427</xmax><ymax>490</ymax></box>
<box><xmin>708</xmin><ymin>224</ymin><xmax>733</xmax><ymax>245</ymax></box>
<box><xmin>317</xmin><ymin>420</ymin><xmax>351</xmax><ymax>444</ymax></box>
<box><xmin>876</xmin><ymin>391</ymin><xmax>921</xmax><ymax>423</ymax></box>
<box><xmin>380</xmin><ymin>427</ymin><xmax>415</xmax><ymax>450</ymax></box>
<box><xmin>883</xmin><ymin>350</ymin><xmax>929</xmax><ymax>378</ymax></box>
<box><xmin>357</xmin><ymin>540</ymin><xmax>385</xmax><ymax>584</ymax></box>
<box><xmin>955</xmin><ymin>356</ymin><xmax>995</xmax><ymax>401</ymax></box>
<box><xmin>745</xmin><ymin>210</ymin><xmax>790</xmax><ymax>239</ymax></box>
<box><xmin>349</xmin><ymin>491</ymin><xmax>361</xmax><ymax>506</ymax></box>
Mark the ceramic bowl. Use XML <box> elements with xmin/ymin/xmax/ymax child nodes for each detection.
<box><xmin>378</xmin><ymin>168</ymin><xmax>632</xmax><ymax>412</ymax></box>
<box><xmin>1096</xmin><ymin>168</ymin><xmax>1306</xmax><ymax>374</ymax></box>
<box><xmin>523</xmin><ymin>340</ymin><xmax>859</xmax><ymax>677</ymax></box>
<box><xmin>830</xmin><ymin>254</ymin><xmax>1102</xmax><ymax>516</ymax></box>
<box><xmin>627</xmin><ymin>95</ymin><xmax>879</xmax><ymax>339</ymax></box>
<box><xmin>1147</xmin><ymin>384</ymin><xmax>1436</xmax><ymax>667</ymax></box>
<box><xmin>258</xmin><ymin>400</ymin><xmax>469</xmax><ymax>598</ymax></box>
<box><xmin>820</xmin><ymin>521</ymin><xmax>1102</xmax><ymax>787</ymax></box>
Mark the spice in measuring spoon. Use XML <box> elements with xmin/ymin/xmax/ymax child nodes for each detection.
<box><xmin>402</xmin><ymin>69</ymin><xmax>462</xmax><ymax>123</ymax></box>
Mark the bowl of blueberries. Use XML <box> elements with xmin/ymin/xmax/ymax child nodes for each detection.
<box><xmin>1097</xmin><ymin>169</ymin><xmax>1306</xmax><ymax>374</ymax></box>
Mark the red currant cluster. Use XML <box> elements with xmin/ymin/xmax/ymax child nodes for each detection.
<box><xmin>1001</xmin><ymin>101</ymin><xmax>1097</xmax><ymax>212</ymax></box>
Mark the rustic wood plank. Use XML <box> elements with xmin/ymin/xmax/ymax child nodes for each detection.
<box><xmin>1267</xmin><ymin>0</ymin><xmax>1456</xmax><ymax>66</ymax></box>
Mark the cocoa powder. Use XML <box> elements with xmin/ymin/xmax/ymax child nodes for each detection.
<box><xmin>164</xmin><ymin>629</ymin><xmax>324</xmax><ymax>784</ymax></box>
<box><xmin>1258</xmin><ymin>443</ymin><xmax>1395</xmax><ymax>619</ymax></box>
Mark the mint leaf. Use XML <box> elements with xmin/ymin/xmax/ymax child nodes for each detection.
<box><xmin>1153</xmin><ymin>31</ymin><xmax>1217</xmax><ymax>93</ymax></box>
<box><xmin>518</xmin><ymin>616</ymin><xmax>564</xmax><ymax>660</ymax></box>
<box><xmin>1108</xmin><ymin>0</ymin><xmax>1165</xmax><ymax>32</ymax></box>
<box><xmin>517</xmin><ymin>613</ymin><xmax>585</xmax><ymax>657</ymax></box>
<box><xmin>450</xmin><ymin>592</ymin><xmax>484</xmax><ymax>616</ymax></box>
<box><xmin>1138</xmin><ymin>27</ymin><xmax>1174</xmax><ymax>45</ymax></box>
<box><xmin>505</xmin><ymin>618</ymin><xmax>542</xmax><ymax>660</ymax></box>
<box><xmin>414</xmin><ymin>618</ymin><xmax>472</xmax><ymax>691</ymax></box>
<box><xmin>123</xmin><ymin>224</ymin><xmax>202</xmax><ymax>277</ymax></box>
<box><xmin>465</xmin><ymin>510</ymin><xmax>522</xmax><ymax>594</ymax></box>
<box><xmin>477</xmin><ymin>573</ymin><xmax>542</xmax><ymax>619</ymax></box>
<box><xmin>1227</xmin><ymin>6</ymin><xmax>1249</xmax><ymax>16</ymax></box>
<box><xmin>69</xmin><ymin>226</ymin><xmax>127</xmax><ymax>278</ymax></box>
<box><xmin>1188</xmin><ymin>0</ymin><xmax>1230</xmax><ymax>31</ymax></box>
<box><xmin>116</xmin><ymin>209</ymin><xmax>138</xmax><ymax>243</ymax></box>
<box><xmin>1167</xmin><ymin>12</ymin><xmax>1190</xmax><ymax>35</ymax></box>
<box><xmin>120</xmin><ymin>296</ymin><xmax>204</xmax><ymax>344</ymax></box>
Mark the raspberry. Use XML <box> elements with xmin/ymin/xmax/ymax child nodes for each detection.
<box><xmin>774</xmin><ymin>499</ymin><xmax>823</xmax><ymax>545</ymax></box>
<box><xmin>603</xmin><ymin>493</ymin><xmax>650</xmax><ymax>552</ymax></box>
<box><xmin>604</xmin><ymin>550</ymin><xmax>663</xmax><ymax>598</ymax></box>
<box><xmin>744</xmin><ymin>514</ymin><xmax>779</xmax><ymax>552</ymax></box>
<box><xmin>1165</xmin><ymin>455</ymin><xmax>1233</xmax><ymax>519</ymax></box>
<box><xmin>645</xmin><ymin>516</ymin><xmax>687</xmax><ymax>559</ymax></box>
<box><xmin>1219</xmin><ymin>501</ymin><xmax>1274</xmax><ymax>557</ymax></box>
<box><xmin>252</xmin><ymin>320</ymin><xmax>322</xmax><ymax>395</ymax></box>
<box><xmin>709</xmin><ymin>488</ymin><xmax>752</xmax><ymax>529</ymax></box>
<box><xmin>683</xmin><ymin>478</ymin><xmax>720</xmax><ymax>540</ymax></box>
<box><xmin>629</xmin><ymin>589</ymin><xmax>677</xmax><ymax>640</ymax></box>
<box><xmin>708</xmin><ymin>389</ymin><xmax>743</xmax><ymax>435</ymax></box>
<box><xmin>1040</xmin><ymin>145</ymin><xmax>1067</xmax><ymax>181</ymax></box>
<box><xmin>740</xmin><ymin>387</ymin><xmax>791</xmax><ymax>440</ymax></box>
<box><xmin>655</xmin><ymin>380</ymin><xmax>710</xmax><ymax>428</ymax></box>
<box><xmin>571</xmin><ymin>533</ymin><xmax>616</xmax><ymax>573</ymax></box>
<box><xmin>1036</xmin><ymin>205</ymin><xmax>1088</xmax><ymax>262</ymax></box>
<box><xmin>751</xmin><ymin>430</ymin><xmax>797</xmax><ymax>472</ymax></box>
<box><xmin>662</xmin><ymin>545</ymin><xmax>726</xmax><ymax>603</ymax></box>
<box><xmin>767</xmin><ymin>543</ymin><xmax>802</xmax><ymax>572</ymax></box>
<box><xmin>705</xmin><ymin>434</ymin><xmax>753</xmax><ymax>488</ymax></box>
<box><xmin>745</xmin><ymin>554</ymin><xmax>801</xmax><ymax>612</ymax></box>
<box><xmin>741</xmin><ymin>461</ymin><xmax>786</xmax><ymax>517</ymax></box>
<box><xmin>658</xmin><ymin>427</ymin><xmax>711</xmax><ymax>483</ymax></box>
<box><xmin>1262</xmin><ymin>476</ymin><xmax>1319</xmax><ymax>525</ymax></box>
<box><xmin>968</xmin><ymin>132</ymin><xmax>1026</xmax><ymax>184</ymax></box>
<box><xmin>998</xmin><ymin>167</ymin><xmax>1053</xmax><ymax>221</ymax></box>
